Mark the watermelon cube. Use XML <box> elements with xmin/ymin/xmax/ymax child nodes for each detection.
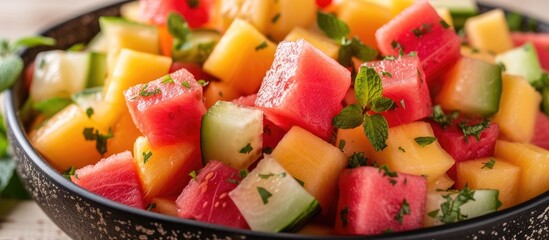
<box><xmin>511</xmin><ymin>32</ymin><xmax>549</xmax><ymax>71</ymax></box>
<box><xmin>376</xmin><ymin>0</ymin><xmax>461</xmax><ymax>83</ymax></box>
<box><xmin>531</xmin><ymin>111</ymin><xmax>549</xmax><ymax>150</ymax></box>
<box><xmin>72</xmin><ymin>151</ymin><xmax>145</xmax><ymax>209</ymax></box>
<box><xmin>363</xmin><ymin>55</ymin><xmax>432</xmax><ymax>127</ymax></box>
<box><xmin>429</xmin><ymin>117</ymin><xmax>500</xmax><ymax>180</ymax></box>
<box><xmin>335</xmin><ymin>166</ymin><xmax>427</xmax><ymax>235</ymax></box>
<box><xmin>176</xmin><ymin>160</ymin><xmax>248</xmax><ymax>229</ymax></box>
<box><xmin>255</xmin><ymin>39</ymin><xmax>351</xmax><ymax>140</ymax></box>
<box><xmin>124</xmin><ymin>68</ymin><xmax>207</xmax><ymax>147</ymax></box>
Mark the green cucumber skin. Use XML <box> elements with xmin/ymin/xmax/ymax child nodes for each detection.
<box><xmin>281</xmin><ymin>200</ymin><xmax>320</xmax><ymax>233</ymax></box>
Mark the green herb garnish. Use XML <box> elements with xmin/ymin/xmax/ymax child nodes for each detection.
<box><xmin>414</xmin><ymin>136</ymin><xmax>437</xmax><ymax>147</ymax></box>
<box><xmin>338</xmin><ymin>139</ymin><xmax>346</xmax><ymax>151</ymax></box>
<box><xmin>378</xmin><ymin>164</ymin><xmax>398</xmax><ymax>185</ymax></box>
<box><xmin>239</xmin><ymin>143</ymin><xmax>253</xmax><ymax>154</ymax></box>
<box><xmin>181</xmin><ymin>81</ymin><xmax>191</xmax><ymax>89</ymax></box>
<box><xmin>458</xmin><ymin>119</ymin><xmax>490</xmax><ymax>142</ymax></box>
<box><xmin>86</xmin><ymin>107</ymin><xmax>94</xmax><ymax>118</ymax></box>
<box><xmin>412</xmin><ymin>23</ymin><xmax>433</xmax><ymax>38</ymax></box>
<box><xmin>340</xmin><ymin>207</ymin><xmax>350</xmax><ymax>227</ymax></box>
<box><xmin>142</xmin><ymin>151</ymin><xmax>153</xmax><ymax>164</ymax></box>
<box><xmin>257</xmin><ymin>187</ymin><xmax>272</xmax><ymax>204</ymax></box>
<box><xmin>481</xmin><ymin>158</ymin><xmax>496</xmax><ymax>169</ymax></box>
<box><xmin>258</xmin><ymin>172</ymin><xmax>286</xmax><ymax>179</ymax></box>
<box><xmin>146</xmin><ymin>202</ymin><xmax>157</xmax><ymax>211</ymax></box>
<box><xmin>431</xmin><ymin>186</ymin><xmax>476</xmax><ymax>224</ymax></box>
<box><xmin>139</xmin><ymin>84</ymin><xmax>161</xmax><ymax>97</ymax></box>
<box><xmin>82</xmin><ymin>127</ymin><xmax>113</xmax><ymax>156</ymax></box>
<box><xmin>271</xmin><ymin>13</ymin><xmax>281</xmax><ymax>23</ymax></box>
<box><xmin>189</xmin><ymin>170</ymin><xmax>198</xmax><ymax>181</ymax></box>
<box><xmin>348</xmin><ymin>152</ymin><xmax>368</xmax><ymax>168</ymax></box>
<box><xmin>431</xmin><ymin>105</ymin><xmax>459</xmax><ymax>128</ymax></box>
<box><xmin>395</xmin><ymin>198</ymin><xmax>411</xmax><ymax>223</ymax></box>
<box><xmin>63</xmin><ymin>166</ymin><xmax>78</xmax><ymax>180</ymax></box>
<box><xmin>162</xmin><ymin>75</ymin><xmax>174</xmax><ymax>84</ymax></box>
<box><xmin>197</xmin><ymin>79</ymin><xmax>209</xmax><ymax>87</ymax></box>
<box><xmin>255</xmin><ymin>41</ymin><xmax>268</xmax><ymax>51</ymax></box>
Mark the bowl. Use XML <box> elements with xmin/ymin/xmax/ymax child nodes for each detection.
<box><xmin>5</xmin><ymin>1</ymin><xmax>549</xmax><ymax>239</ymax></box>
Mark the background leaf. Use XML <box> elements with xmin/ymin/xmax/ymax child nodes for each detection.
<box><xmin>317</xmin><ymin>11</ymin><xmax>350</xmax><ymax>41</ymax></box>
<box><xmin>0</xmin><ymin>55</ymin><xmax>23</xmax><ymax>92</ymax></box>
<box><xmin>12</xmin><ymin>36</ymin><xmax>55</xmax><ymax>51</ymax></box>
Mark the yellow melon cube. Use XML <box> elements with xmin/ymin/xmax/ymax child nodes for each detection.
<box><xmin>31</xmin><ymin>104</ymin><xmax>106</xmax><ymax>171</ymax></box>
<box><xmin>460</xmin><ymin>46</ymin><xmax>495</xmax><ymax>64</ymax></box>
<box><xmin>217</xmin><ymin>0</ymin><xmax>273</xmax><ymax>33</ymax></box>
<box><xmin>203</xmin><ymin>81</ymin><xmax>242</xmax><ymax>109</ymax></box>
<box><xmin>427</xmin><ymin>174</ymin><xmax>455</xmax><ymax>191</ymax></box>
<box><xmin>105</xmin><ymin>110</ymin><xmax>141</xmax><ymax>156</ymax></box>
<box><xmin>457</xmin><ymin>157</ymin><xmax>520</xmax><ymax>209</ymax></box>
<box><xmin>494</xmin><ymin>140</ymin><xmax>549</xmax><ymax>203</ymax></box>
<box><xmin>465</xmin><ymin>9</ymin><xmax>513</xmax><ymax>54</ymax></box>
<box><xmin>335</xmin><ymin>126</ymin><xmax>370</xmax><ymax>157</ymax></box>
<box><xmin>284</xmin><ymin>27</ymin><xmax>339</xmax><ymax>59</ymax></box>
<box><xmin>203</xmin><ymin>19</ymin><xmax>276</xmax><ymax>95</ymax></box>
<box><xmin>134</xmin><ymin>136</ymin><xmax>202</xmax><ymax>201</ymax></box>
<box><xmin>267</xmin><ymin>0</ymin><xmax>316</xmax><ymax>41</ymax></box>
<box><xmin>337</xmin><ymin>0</ymin><xmax>392</xmax><ymax>49</ymax></box>
<box><xmin>271</xmin><ymin>126</ymin><xmax>347</xmax><ymax>213</ymax></box>
<box><xmin>492</xmin><ymin>74</ymin><xmax>541</xmax><ymax>143</ymax></box>
<box><xmin>97</xmin><ymin>49</ymin><xmax>171</xmax><ymax>128</ymax></box>
<box><xmin>366</xmin><ymin>121</ymin><xmax>455</xmax><ymax>183</ymax></box>
<box><xmin>436</xmin><ymin>8</ymin><xmax>454</xmax><ymax>30</ymax></box>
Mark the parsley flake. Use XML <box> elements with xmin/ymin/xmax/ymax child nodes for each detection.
<box><xmin>381</xmin><ymin>71</ymin><xmax>393</xmax><ymax>78</ymax></box>
<box><xmin>82</xmin><ymin>127</ymin><xmax>113</xmax><ymax>156</ymax></box>
<box><xmin>437</xmin><ymin>186</ymin><xmax>476</xmax><ymax>224</ymax></box>
<box><xmin>258</xmin><ymin>172</ymin><xmax>286</xmax><ymax>179</ymax></box>
<box><xmin>348</xmin><ymin>152</ymin><xmax>368</xmax><ymax>168</ymax></box>
<box><xmin>398</xmin><ymin>146</ymin><xmax>406</xmax><ymax>153</ymax></box>
<box><xmin>187</xmin><ymin>0</ymin><xmax>199</xmax><ymax>8</ymax></box>
<box><xmin>458</xmin><ymin>119</ymin><xmax>490</xmax><ymax>142</ymax></box>
<box><xmin>239</xmin><ymin>143</ymin><xmax>253</xmax><ymax>154</ymax></box>
<box><xmin>63</xmin><ymin>166</ymin><xmax>78</xmax><ymax>180</ymax></box>
<box><xmin>481</xmin><ymin>158</ymin><xmax>496</xmax><ymax>169</ymax></box>
<box><xmin>414</xmin><ymin>136</ymin><xmax>437</xmax><ymax>147</ymax></box>
<box><xmin>257</xmin><ymin>187</ymin><xmax>272</xmax><ymax>204</ymax></box>
<box><xmin>431</xmin><ymin>105</ymin><xmax>459</xmax><ymax>128</ymax></box>
<box><xmin>139</xmin><ymin>84</ymin><xmax>161</xmax><ymax>97</ymax></box>
<box><xmin>294</xmin><ymin>177</ymin><xmax>305</xmax><ymax>187</ymax></box>
<box><xmin>162</xmin><ymin>75</ymin><xmax>174</xmax><ymax>84</ymax></box>
<box><xmin>181</xmin><ymin>81</ymin><xmax>191</xmax><ymax>89</ymax></box>
<box><xmin>239</xmin><ymin>169</ymin><xmax>249</xmax><ymax>178</ymax></box>
<box><xmin>86</xmin><ymin>107</ymin><xmax>94</xmax><ymax>118</ymax></box>
<box><xmin>340</xmin><ymin>207</ymin><xmax>350</xmax><ymax>228</ymax></box>
<box><xmin>338</xmin><ymin>139</ymin><xmax>346</xmax><ymax>151</ymax></box>
<box><xmin>271</xmin><ymin>13</ymin><xmax>281</xmax><ymax>23</ymax></box>
<box><xmin>262</xmin><ymin>147</ymin><xmax>273</xmax><ymax>154</ymax></box>
<box><xmin>378</xmin><ymin>164</ymin><xmax>398</xmax><ymax>185</ymax></box>
<box><xmin>255</xmin><ymin>41</ymin><xmax>268</xmax><ymax>51</ymax></box>
<box><xmin>391</xmin><ymin>40</ymin><xmax>403</xmax><ymax>50</ymax></box>
<box><xmin>440</xmin><ymin>20</ymin><xmax>450</xmax><ymax>29</ymax></box>
<box><xmin>395</xmin><ymin>198</ymin><xmax>411</xmax><ymax>223</ymax></box>
<box><xmin>142</xmin><ymin>151</ymin><xmax>153</xmax><ymax>164</ymax></box>
<box><xmin>189</xmin><ymin>170</ymin><xmax>198</xmax><ymax>181</ymax></box>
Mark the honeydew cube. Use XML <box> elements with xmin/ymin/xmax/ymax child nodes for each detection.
<box><xmin>494</xmin><ymin>140</ymin><xmax>549</xmax><ymax>203</ymax></box>
<box><xmin>203</xmin><ymin>19</ymin><xmax>276</xmax><ymax>95</ymax></box>
<box><xmin>492</xmin><ymin>74</ymin><xmax>541</xmax><ymax>143</ymax></box>
<box><xmin>457</xmin><ymin>157</ymin><xmax>520</xmax><ymax>209</ymax></box>
<box><xmin>97</xmin><ymin>49</ymin><xmax>171</xmax><ymax>128</ymax></box>
<box><xmin>465</xmin><ymin>9</ymin><xmax>513</xmax><ymax>54</ymax></box>
<box><xmin>337</xmin><ymin>0</ymin><xmax>392</xmax><ymax>49</ymax></box>
<box><xmin>495</xmin><ymin>42</ymin><xmax>544</xmax><ymax>84</ymax></box>
<box><xmin>366</xmin><ymin>121</ymin><xmax>455</xmax><ymax>183</ymax></box>
<box><xmin>284</xmin><ymin>27</ymin><xmax>339</xmax><ymax>59</ymax></box>
<box><xmin>271</xmin><ymin>126</ymin><xmax>347</xmax><ymax>213</ymax></box>
<box><xmin>267</xmin><ymin>0</ymin><xmax>317</xmax><ymax>42</ymax></box>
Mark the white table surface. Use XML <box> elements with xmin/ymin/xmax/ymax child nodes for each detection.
<box><xmin>0</xmin><ymin>0</ymin><xmax>548</xmax><ymax>239</ymax></box>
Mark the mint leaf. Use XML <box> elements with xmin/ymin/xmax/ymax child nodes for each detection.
<box><xmin>167</xmin><ymin>13</ymin><xmax>191</xmax><ymax>41</ymax></box>
<box><xmin>332</xmin><ymin>104</ymin><xmax>363</xmax><ymax>129</ymax></box>
<box><xmin>414</xmin><ymin>136</ymin><xmax>437</xmax><ymax>147</ymax></box>
<box><xmin>257</xmin><ymin>187</ymin><xmax>273</xmax><ymax>204</ymax></box>
<box><xmin>350</xmin><ymin>36</ymin><xmax>377</xmax><ymax>61</ymax></box>
<box><xmin>363</xmin><ymin>114</ymin><xmax>389</xmax><ymax>151</ymax></box>
<box><xmin>355</xmin><ymin>66</ymin><xmax>383</xmax><ymax>109</ymax></box>
<box><xmin>33</xmin><ymin>97</ymin><xmax>72</xmax><ymax>119</ymax></box>
<box><xmin>317</xmin><ymin>11</ymin><xmax>349</xmax><ymax>41</ymax></box>
<box><xmin>371</xmin><ymin>97</ymin><xmax>396</xmax><ymax>112</ymax></box>
<box><xmin>0</xmin><ymin>55</ymin><xmax>23</xmax><ymax>92</ymax></box>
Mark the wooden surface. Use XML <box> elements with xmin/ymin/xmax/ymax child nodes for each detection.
<box><xmin>0</xmin><ymin>0</ymin><xmax>548</xmax><ymax>239</ymax></box>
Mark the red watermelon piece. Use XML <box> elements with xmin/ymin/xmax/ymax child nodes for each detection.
<box><xmin>255</xmin><ymin>39</ymin><xmax>351</xmax><ymax>140</ymax></box>
<box><xmin>376</xmin><ymin>0</ymin><xmax>461</xmax><ymax>83</ymax></box>
<box><xmin>363</xmin><ymin>55</ymin><xmax>432</xmax><ymax>127</ymax></box>
<box><xmin>429</xmin><ymin>117</ymin><xmax>499</xmax><ymax>180</ymax></box>
<box><xmin>531</xmin><ymin>111</ymin><xmax>549</xmax><ymax>150</ymax></box>
<box><xmin>124</xmin><ymin>69</ymin><xmax>207</xmax><ymax>147</ymax></box>
<box><xmin>511</xmin><ymin>32</ymin><xmax>549</xmax><ymax>71</ymax></box>
<box><xmin>139</xmin><ymin>0</ymin><xmax>212</xmax><ymax>28</ymax></box>
<box><xmin>176</xmin><ymin>160</ymin><xmax>249</xmax><ymax>229</ymax></box>
<box><xmin>335</xmin><ymin>166</ymin><xmax>426</xmax><ymax>235</ymax></box>
<box><xmin>72</xmin><ymin>151</ymin><xmax>145</xmax><ymax>209</ymax></box>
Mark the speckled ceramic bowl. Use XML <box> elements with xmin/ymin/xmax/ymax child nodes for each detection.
<box><xmin>5</xmin><ymin>1</ymin><xmax>549</xmax><ymax>239</ymax></box>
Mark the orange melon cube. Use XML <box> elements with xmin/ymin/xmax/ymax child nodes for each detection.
<box><xmin>203</xmin><ymin>81</ymin><xmax>242</xmax><ymax>109</ymax></box>
<box><xmin>492</xmin><ymin>74</ymin><xmax>541</xmax><ymax>143</ymax></box>
<box><xmin>456</xmin><ymin>157</ymin><xmax>520</xmax><ymax>209</ymax></box>
<box><xmin>465</xmin><ymin>9</ymin><xmax>513</xmax><ymax>54</ymax></box>
<box><xmin>271</xmin><ymin>126</ymin><xmax>347</xmax><ymax>213</ymax></box>
<box><xmin>105</xmin><ymin>110</ymin><xmax>142</xmax><ymax>156</ymax></box>
<box><xmin>366</xmin><ymin>121</ymin><xmax>455</xmax><ymax>183</ymax></box>
<box><xmin>284</xmin><ymin>27</ymin><xmax>339</xmax><ymax>59</ymax></box>
<box><xmin>31</xmin><ymin>104</ymin><xmax>106</xmax><ymax>171</ymax></box>
<box><xmin>427</xmin><ymin>174</ymin><xmax>455</xmax><ymax>191</ymax></box>
<box><xmin>494</xmin><ymin>140</ymin><xmax>549</xmax><ymax>203</ymax></box>
<box><xmin>335</xmin><ymin>126</ymin><xmax>371</xmax><ymax>157</ymax></box>
<box><xmin>134</xmin><ymin>136</ymin><xmax>202</xmax><ymax>201</ymax></box>
<box><xmin>203</xmin><ymin>19</ymin><xmax>276</xmax><ymax>95</ymax></box>
<box><xmin>337</xmin><ymin>0</ymin><xmax>392</xmax><ymax>50</ymax></box>
<box><xmin>149</xmin><ymin>197</ymin><xmax>178</xmax><ymax>217</ymax></box>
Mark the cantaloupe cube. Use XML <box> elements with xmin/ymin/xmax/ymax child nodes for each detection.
<box><xmin>97</xmin><ymin>49</ymin><xmax>171</xmax><ymax>128</ymax></box>
<box><xmin>134</xmin><ymin>136</ymin><xmax>201</xmax><ymax>202</ymax></box>
<box><xmin>427</xmin><ymin>174</ymin><xmax>455</xmax><ymax>191</ymax></box>
<box><xmin>105</xmin><ymin>110</ymin><xmax>141</xmax><ymax>157</ymax></box>
<box><xmin>365</xmin><ymin>121</ymin><xmax>455</xmax><ymax>183</ymax></box>
<box><xmin>465</xmin><ymin>9</ymin><xmax>513</xmax><ymax>54</ymax></box>
<box><xmin>337</xmin><ymin>0</ymin><xmax>392</xmax><ymax>49</ymax></box>
<box><xmin>267</xmin><ymin>0</ymin><xmax>316</xmax><ymax>41</ymax></box>
<box><xmin>492</xmin><ymin>74</ymin><xmax>541</xmax><ymax>143</ymax></box>
<box><xmin>284</xmin><ymin>27</ymin><xmax>339</xmax><ymax>59</ymax></box>
<box><xmin>31</xmin><ymin>104</ymin><xmax>106</xmax><ymax>171</ymax></box>
<box><xmin>457</xmin><ymin>157</ymin><xmax>520</xmax><ymax>209</ymax></box>
<box><xmin>335</xmin><ymin>126</ymin><xmax>371</xmax><ymax>157</ymax></box>
<box><xmin>460</xmin><ymin>46</ymin><xmax>495</xmax><ymax>64</ymax></box>
<box><xmin>203</xmin><ymin>19</ymin><xmax>276</xmax><ymax>95</ymax></box>
<box><xmin>149</xmin><ymin>197</ymin><xmax>178</xmax><ymax>217</ymax></box>
<box><xmin>494</xmin><ymin>140</ymin><xmax>549</xmax><ymax>203</ymax></box>
<box><xmin>271</xmin><ymin>126</ymin><xmax>347</xmax><ymax>213</ymax></box>
<box><xmin>203</xmin><ymin>81</ymin><xmax>242</xmax><ymax>109</ymax></box>
<box><xmin>217</xmin><ymin>0</ymin><xmax>273</xmax><ymax>33</ymax></box>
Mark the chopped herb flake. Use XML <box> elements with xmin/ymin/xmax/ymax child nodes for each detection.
<box><xmin>143</xmin><ymin>151</ymin><xmax>153</xmax><ymax>164</ymax></box>
<box><xmin>86</xmin><ymin>107</ymin><xmax>94</xmax><ymax>118</ymax></box>
<box><xmin>239</xmin><ymin>143</ymin><xmax>253</xmax><ymax>154</ymax></box>
<box><xmin>414</xmin><ymin>136</ymin><xmax>437</xmax><ymax>147</ymax></box>
<box><xmin>412</xmin><ymin>23</ymin><xmax>433</xmax><ymax>38</ymax></box>
<box><xmin>427</xmin><ymin>209</ymin><xmax>439</xmax><ymax>218</ymax></box>
<box><xmin>162</xmin><ymin>75</ymin><xmax>174</xmax><ymax>84</ymax></box>
<box><xmin>181</xmin><ymin>81</ymin><xmax>191</xmax><ymax>89</ymax></box>
<box><xmin>262</xmin><ymin>147</ymin><xmax>273</xmax><ymax>154</ymax></box>
<box><xmin>381</xmin><ymin>71</ymin><xmax>393</xmax><ymax>78</ymax></box>
<box><xmin>440</xmin><ymin>20</ymin><xmax>450</xmax><ymax>29</ymax></box>
<box><xmin>482</xmin><ymin>158</ymin><xmax>496</xmax><ymax>169</ymax></box>
<box><xmin>146</xmin><ymin>202</ymin><xmax>157</xmax><ymax>211</ymax></box>
<box><xmin>239</xmin><ymin>169</ymin><xmax>249</xmax><ymax>178</ymax></box>
<box><xmin>63</xmin><ymin>166</ymin><xmax>78</xmax><ymax>180</ymax></box>
<box><xmin>258</xmin><ymin>172</ymin><xmax>286</xmax><ymax>179</ymax></box>
<box><xmin>197</xmin><ymin>79</ymin><xmax>209</xmax><ymax>87</ymax></box>
<box><xmin>255</xmin><ymin>41</ymin><xmax>268</xmax><ymax>51</ymax></box>
<box><xmin>187</xmin><ymin>0</ymin><xmax>199</xmax><ymax>9</ymax></box>
<box><xmin>348</xmin><ymin>152</ymin><xmax>368</xmax><ymax>168</ymax></box>
<box><xmin>338</xmin><ymin>139</ymin><xmax>346</xmax><ymax>151</ymax></box>
<box><xmin>458</xmin><ymin>119</ymin><xmax>490</xmax><ymax>142</ymax></box>
<box><xmin>257</xmin><ymin>187</ymin><xmax>272</xmax><ymax>204</ymax></box>
<box><xmin>398</xmin><ymin>146</ymin><xmax>406</xmax><ymax>153</ymax></box>
<box><xmin>431</xmin><ymin>105</ymin><xmax>459</xmax><ymax>128</ymax></box>
<box><xmin>139</xmin><ymin>84</ymin><xmax>161</xmax><ymax>97</ymax></box>
<box><xmin>340</xmin><ymin>207</ymin><xmax>350</xmax><ymax>227</ymax></box>
<box><xmin>391</xmin><ymin>40</ymin><xmax>402</xmax><ymax>50</ymax></box>
<box><xmin>378</xmin><ymin>164</ymin><xmax>398</xmax><ymax>185</ymax></box>
<box><xmin>189</xmin><ymin>170</ymin><xmax>198</xmax><ymax>181</ymax></box>
<box><xmin>271</xmin><ymin>13</ymin><xmax>281</xmax><ymax>23</ymax></box>
<box><xmin>438</xmin><ymin>186</ymin><xmax>476</xmax><ymax>224</ymax></box>
<box><xmin>82</xmin><ymin>127</ymin><xmax>113</xmax><ymax>156</ymax></box>
<box><xmin>395</xmin><ymin>198</ymin><xmax>411</xmax><ymax>223</ymax></box>
<box><xmin>294</xmin><ymin>177</ymin><xmax>305</xmax><ymax>187</ymax></box>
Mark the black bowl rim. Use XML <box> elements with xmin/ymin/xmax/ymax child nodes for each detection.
<box><xmin>4</xmin><ymin>1</ymin><xmax>549</xmax><ymax>239</ymax></box>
